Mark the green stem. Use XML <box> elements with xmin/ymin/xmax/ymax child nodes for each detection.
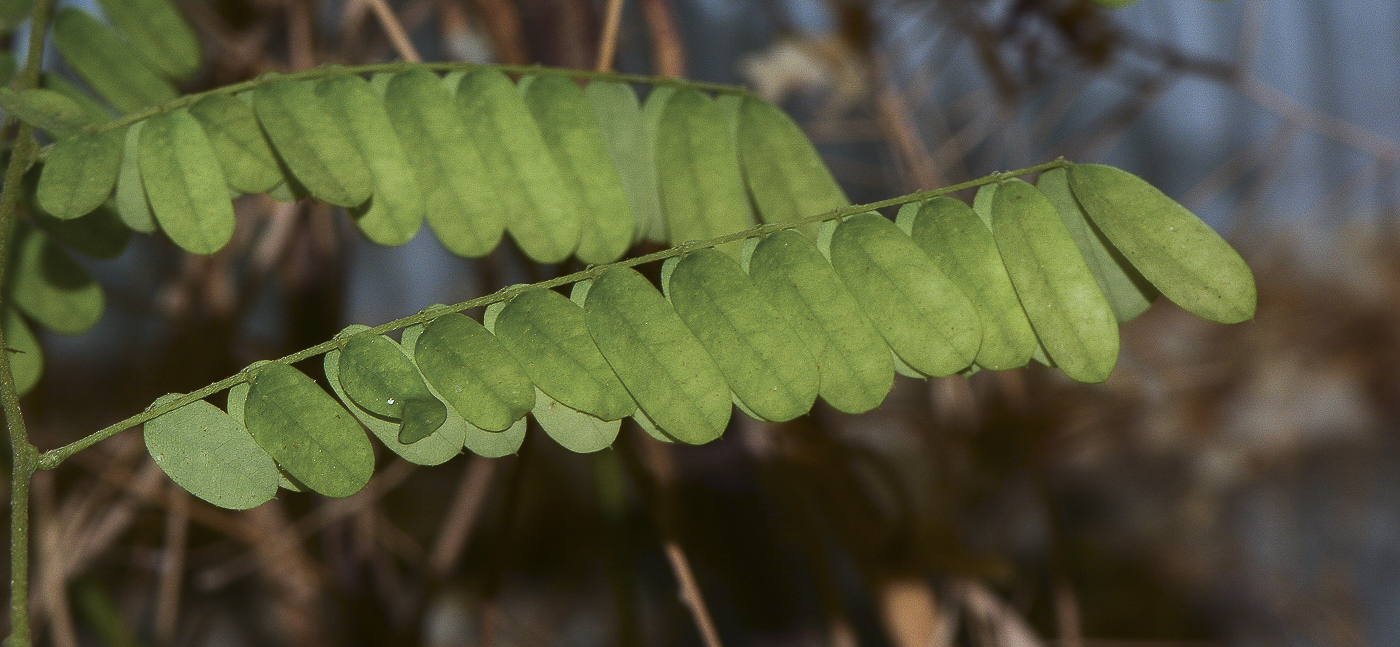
<box><xmin>34</xmin><ymin>62</ymin><xmax>752</xmax><ymax>159</ymax></box>
<box><xmin>2</xmin><ymin>0</ymin><xmax>58</xmax><ymax>642</ymax></box>
<box><xmin>34</xmin><ymin>158</ymin><xmax>1068</xmax><ymax>471</ymax></box>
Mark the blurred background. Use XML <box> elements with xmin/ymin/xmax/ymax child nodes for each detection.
<box><xmin>8</xmin><ymin>0</ymin><xmax>1400</xmax><ymax>645</ymax></box>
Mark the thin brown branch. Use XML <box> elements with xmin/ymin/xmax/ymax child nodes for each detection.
<box><xmin>663</xmin><ymin>541</ymin><xmax>723</xmax><ymax>647</ymax></box>
<box><xmin>427</xmin><ymin>456</ymin><xmax>498</xmax><ymax>578</ymax></box>
<box><xmin>365</xmin><ymin>0</ymin><xmax>422</xmax><ymax>62</ymax></box>
<box><xmin>596</xmin><ymin>0</ymin><xmax>626</xmax><ymax>72</ymax></box>
<box><xmin>639</xmin><ymin>0</ymin><xmax>685</xmax><ymax>77</ymax></box>
<box><xmin>153</xmin><ymin>488</ymin><xmax>191</xmax><ymax>647</ymax></box>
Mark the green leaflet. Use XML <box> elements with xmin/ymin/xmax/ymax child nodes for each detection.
<box><xmin>319</xmin><ymin>75</ymin><xmax>425</xmax><ymax>246</ymax></box>
<box><xmin>336</xmin><ymin>332</ymin><xmax>446</xmax><ymax>444</ymax></box>
<box><xmin>655</xmin><ymin>89</ymin><xmax>754</xmax><ymax>257</ymax></box>
<box><xmin>324</xmin><ymin>327</ymin><xmax>466</xmax><ymax>466</ymax></box>
<box><xmin>224</xmin><ymin>379</ymin><xmax>303</xmax><ymax>491</ymax></box>
<box><xmin>0</xmin><ymin>87</ymin><xmax>91</xmax><ymax>139</ymax></box>
<box><xmin>900</xmin><ymin>197</ymin><xmax>1036</xmax><ymax>371</ymax></box>
<box><xmin>29</xmin><ymin>198</ymin><xmax>130</xmax><ymax>260</ymax></box>
<box><xmin>382</xmin><ymin>69</ymin><xmax>503</xmax><ymax>257</ymax></box>
<box><xmin>826</xmin><ymin>213</ymin><xmax>981</xmax><ymax>377</ymax></box>
<box><xmin>743</xmin><ymin>231</ymin><xmax>893</xmax><ymax>414</ymax></box>
<box><xmin>253</xmin><ymin>79</ymin><xmax>374</xmax><ymax>208</ymax></box>
<box><xmin>532</xmin><ymin>388</ymin><xmax>620</xmax><ymax>453</ymax></box>
<box><xmin>3</xmin><ymin>308</ymin><xmax>42</xmax><ymax>396</ymax></box>
<box><xmin>414</xmin><ymin>312</ymin><xmax>535</xmax><ymax>432</ymax></box>
<box><xmin>51</xmin><ymin>8</ymin><xmax>176</xmax><ymax>113</ymax></box>
<box><xmin>665</xmin><ymin>249</ymin><xmax>818</xmax><ymax>422</ymax></box>
<box><xmin>638</xmin><ymin>86</ymin><xmax>675</xmax><ymax>244</ymax></box>
<box><xmin>144</xmin><ymin>395</ymin><xmax>278</xmax><ymax>510</ymax></box>
<box><xmin>736</xmin><ymin>96</ymin><xmax>849</xmax><ymax>228</ymax></box>
<box><xmin>95</xmin><ymin>0</ymin><xmax>201</xmax><ymax>79</ymax></box>
<box><xmin>1037</xmin><ymin>168</ymin><xmax>1156</xmax><ymax>322</ymax></box>
<box><xmin>188</xmin><ymin>94</ymin><xmax>283</xmax><ymax>194</ymax></box>
<box><xmin>37</xmin><ymin>133</ymin><xmax>121</xmax><ymax>220</ymax></box>
<box><xmin>489</xmin><ymin>288</ymin><xmax>635</xmax><ymax>421</ymax></box>
<box><xmin>457</xmin><ymin>68</ymin><xmax>580</xmax><ymax>263</ymax></box>
<box><xmin>243</xmin><ymin>362</ymin><xmax>375</xmax><ymax>498</ymax></box>
<box><xmin>586</xmin><ymin>80</ymin><xmax>662</xmax><ymax>246</ymax></box>
<box><xmin>523</xmin><ymin>75</ymin><xmax>635</xmax><ymax>264</ymax></box>
<box><xmin>114</xmin><ymin>122</ymin><xmax>156</xmax><ymax>232</ymax></box>
<box><xmin>972</xmin><ymin>184</ymin><xmax>996</xmax><ymax>229</ymax></box>
<box><xmin>401</xmin><ymin>322</ymin><xmax>529</xmax><ymax>457</ymax></box>
<box><xmin>582</xmin><ymin>267</ymin><xmax>731</xmax><ymax>444</ymax></box>
<box><xmin>991</xmin><ymin>179</ymin><xmax>1118</xmax><ymax>383</ymax></box>
<box><xmin>140</xmin><ymin>110</ymin><xmax>236</xmax><ymax>255</ymax></box>
<box><xmin>1068</xmin><ymin>163</ymin><xmax>1256</xmax><ymax>324</ymax></box>
<box><xmin>8</xmin><ymin>225</ymin><xmax>103</xmax><ymax>335</ymax></box>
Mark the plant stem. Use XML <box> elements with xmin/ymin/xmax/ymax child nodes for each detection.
<box><xmin>33</xmin><ymin>158</ymin><xmax>1067</xmax><ymax>471</ymax></box>
<box><xmin>1</xmin><ymin>0</ymin><xmax>58</xmax><ymax>640</ymax></box>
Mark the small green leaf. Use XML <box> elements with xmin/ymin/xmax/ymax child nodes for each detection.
<box><xmin>114</xmin><ymin>122</ymin><xmax>156</xmax><ymax>233</ymax></box>
<box><xmin>381</xmin><ymin>69</ymin><xmax>503</xmax><ymax>257</ymax></box>
<box><xmin>457</xmin><ymin>68</ymin><xmax>580</xmax><ymax>263</ymax></box>
<box><xmin>991</xmin><ymin>179</ymin><xmax>1119</xmax><ymax>383</ymax></box>
<box><xmin>666</xmin><ymin>249</ymin><xmax>818</xmax><ymax>422</ymax></box>
<box><xmin>1037</xmin><ymin>168</ymin><xmax>1156</xmax><ymax>322</ymax></box>
<box><xmin>37</xmin><ymin>133</ymin><xmax>121</xmax><ymax>220</ymax></box>
<box><xmin>522</xmin><ymin>75</ymin><xmax>635</xmax><ymax>264</ymax></box>
<box><xmin>637</xmin><ymin>87</ymin><xmax>675</xmax><ymax>244</ymax></box>
<box><xmin>900</xmin><ymin>197</ymin><xmax>1036</xmax><ymax>371</ymax></box>
<box><xmin>655</xmin><ymin>89</ymin><xmax>755</xmax><ymax>257</ymax></box>
<box><xmin>414</xmin><ymin>312</ymin><xmax>535</xmax><ymax>432</ymax></box>
<box><xmin>144</xmin><ymin>394</ymin><xmax>278</xmax><ymax>510</ymax></box>
<box><xmin>532</xmin><ymin>389</ymin><xmax>620</xmax><ymax>453</ymax></box>
<box><xmin>737</xmin><ymin>96</ymin><xmax>849</xmax><ymax>228</ymax></box>
<box><xmin>0</xmin><ymin>87</ymin><xmax>92</xmax><ymax>139</ymax></box>
<box><xmin>336</xmin><ymin>332</ymin><xmax>445</xmax><ymax>444</ymax></box>
<box><xmin>8</xmin><ymin>225</ymin><xmax>103</xmax><ymax>335</ymax></box>
<box><xmin>253</xmin><ymin>79</ymin><xmax>374</xmax><ymax>208</ymax></box>
<box><xmin>583</xmin><ymin>267</ymin><xmax>731</xmax><ymax>444</ymax></box>
<box><xmin>51</xmin><ymin>8</ymin><xmax>177</xmax><ymax>113</ymax></box>
<box><xmin>188</xmin><ymin>94</ymin><xmax>283</xmax><ymax>194</ymax></box>
<box><xmin>140</xmin><ymin>109</ymin><xmax>236</xmax><ymax>254</ymax></box>
<box><xmin>826</xmin><ymin>213</ymin><xmax>981</xmax><ymax>377</ymax></box>
<box><xmin>586</xmin><ymin>81</ymin><xmax>662</xmax><ymax>245</ymax></box>
<box><xmin>406</xmin><ymin>319</ymin><xmax>529</xmax><ymax>458</ymax></box>
<box><xmin>1068</xmin><ymin>163</ymin><xmax>1256</xmax><ymax>324</ymax></box>
<box><xmin>319</xmin><ymin>75</ymin><xmax>425</xmax><ymax>246</ymax></box>
<box><xmin>3</xmin><ymin>308</ymin><xmax>42</xmax><ymax>396</ymax></box>
<box><xmin>243</xmin><ymin>362</ymin><xmax>375</xmax><ymax>498</ymax></box>
<box><xmin>491</xmin><ymin>288</ymin><xmax>635</xmax><ymax>421</ymax></box>
<box><xmin>95</xmin><ymin>0</ymin><xmax>201</xmax><ymax>79</ymax></box>
<box><xmin>744</xmin><ymin>231</ymin><xmax>893</xmax><ymax>414</ymax></box>
<box><xmin>325</xmin><ymin>327</ymin><xmax>467</xmax><ymax>466</ymax></box>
